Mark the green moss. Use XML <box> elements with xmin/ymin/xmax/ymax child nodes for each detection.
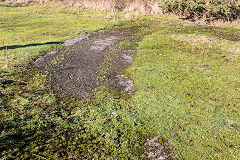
<box><xmin>128</xmin><ymin>21</ymin><xmax>240</xmax><ymax>159</ymax></box>
<box><xmin>117</xmin><ymin>40</ymin><xmax>137</xmax><ymax>50</ymax></box>
<box><xmin>172</xmin><ymin>25</ymin><xmax>240</xmax><ymax>42</ymax></box>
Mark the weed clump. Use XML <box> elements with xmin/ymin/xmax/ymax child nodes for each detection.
<box><xmin>160</xmin><ymin>0</ymin><xmax>240</xmax><ymax>21</ymax></box>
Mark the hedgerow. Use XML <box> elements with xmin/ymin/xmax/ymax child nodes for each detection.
<box><xmin>3</xmin><ymin>0</ymin><xmax>240</xmax><ymax>20</ymax></box>
<box><xmin>160</xmin><ymin>0</ymin><xmax>240</xmax><ymax>21</ymax></box>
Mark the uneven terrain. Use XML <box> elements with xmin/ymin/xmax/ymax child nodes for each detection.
<box><xmin>1</xmin><ymin>3</ymin><xmax>240</xmax><ymax>160</ymax></box>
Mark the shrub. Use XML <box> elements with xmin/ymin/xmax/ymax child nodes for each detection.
<box><xmin>160</xmin><ymin>0</ymin><xmax>240</xmax><ymax>21</ymax></box>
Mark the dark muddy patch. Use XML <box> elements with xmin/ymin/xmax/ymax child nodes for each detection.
<box><xmin>34</xmin><ymin>33</ymin><xmax>94</xmax><ymax>69</ymax></box>
<box><xmin>34</xmin><ymin>49</ymin><xmax>60</xmax><ymax>69</ymax></box>
<box><xmin>34</xmin><ymin>28</ymin><xmax>137</xmax><ymax>97</ymax></box>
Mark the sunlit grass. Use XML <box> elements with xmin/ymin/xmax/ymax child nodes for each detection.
<box><xmin>0</xmin><ymin>4</ymin><xmax>116</xmax><ymax>67</ymax></box>
<box><xmin>128</xmin><ymin>21</ymin><xmax>240</xmax><ymax>159</ymax></box>
<box><xmin>1</xmin><ymin>3</ymin><xmax>240</xmax><ymax>159</ymax></box>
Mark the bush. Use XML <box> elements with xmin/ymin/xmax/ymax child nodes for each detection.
<box><xmin>160</xmin><ymin>0</ymin><xmax>240</xmax><ymax>21</ymax></box>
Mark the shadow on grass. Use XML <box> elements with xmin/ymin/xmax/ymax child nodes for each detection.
<box><xmin>0</xmin><ymin>42</ymin><xmax>61</xmax><ymax>50</ymax></box>
<box><xmin>0</xmin><ymin>2</ymin><xmax>30</xmax><ymax>8</ymax></box>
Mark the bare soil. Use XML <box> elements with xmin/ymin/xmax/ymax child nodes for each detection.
<box><xmin>34</xmin><ymin>27</ymin><xmax>136</xmax><ymax>97</ymax></box>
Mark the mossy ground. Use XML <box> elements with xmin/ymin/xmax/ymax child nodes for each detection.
<box><xmin>129</xmin><ymin>19</ymin><xmax>240</xmax><ymax>159</ymax></box>
<box><xmin>1</xmin><ymin>3</ymin><xmax>240</xmax><ymax>159</ymax></box>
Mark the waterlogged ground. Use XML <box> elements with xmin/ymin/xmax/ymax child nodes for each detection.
<box><xmin>1</xmin><ymin>3</ymin><xmax>240</xmax><ymax>159</ymax></box>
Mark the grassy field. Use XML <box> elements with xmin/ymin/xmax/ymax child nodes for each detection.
<box><xmin>0</xmin><ymin>3</ymin><xmax>116</xmax><ymax>68</ymax></box>
<box><xmin>1</xmin><ymin>3</ymin><xmax>240</xmax><ymax>159</ymax></box>
<box><xmin>129</xmin><ymin>18</ymin><xmax>240</xmax><ymax>159</ymax></box>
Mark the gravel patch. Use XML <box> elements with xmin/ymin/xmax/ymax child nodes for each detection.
<box><xmin>116</xmin><ymin>74</ymin><xmax>135</xmax><ymax>95</ymax></box>
<box><xmin>91</xmin><ymin>36</ymin><xmax>119</xmax><ymax>51</ymax></box>
<box><xmin>144</xmin><ymin>136</ymin><xmax>172</xmax><ymax>160</ymax></box>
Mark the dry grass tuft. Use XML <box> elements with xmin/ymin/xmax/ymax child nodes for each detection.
<box><xmin>4</xmin><ymin>0</ymin><xmax>162</xmax><ymax>14</ymax></box>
